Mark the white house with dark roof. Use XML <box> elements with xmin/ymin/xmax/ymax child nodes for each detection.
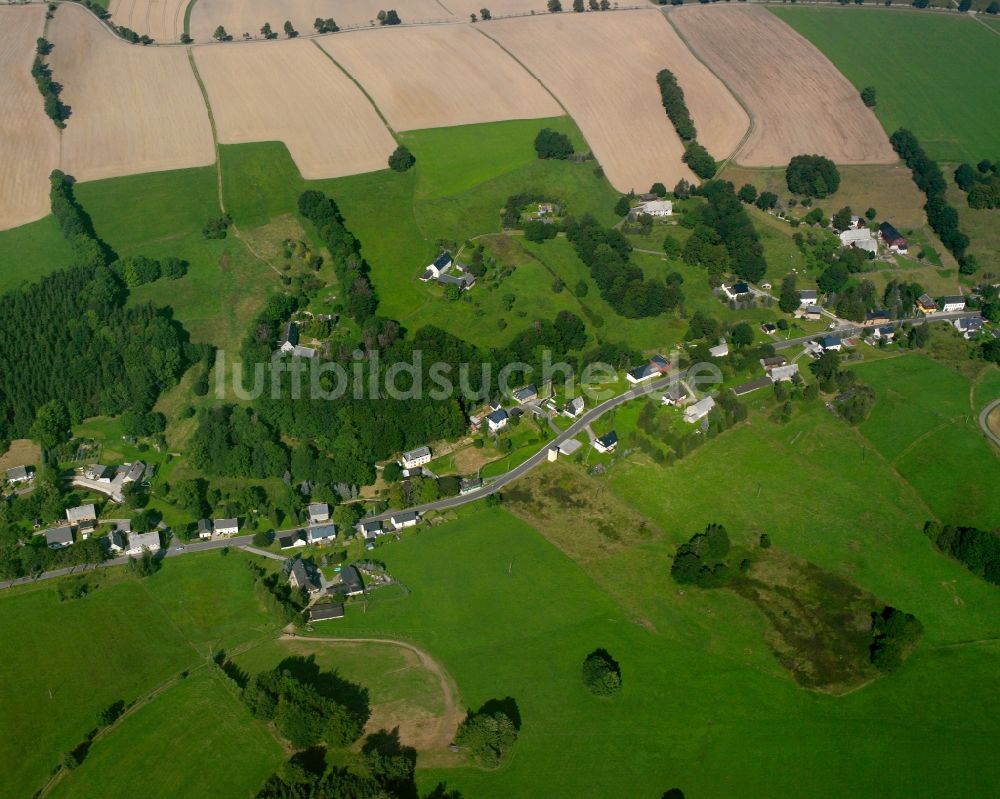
<box><xmin>121</xmin><ymin>461</ymin><xmax>146</xmax><ymax>484</ymax></box>
<box><xmin>684</xmin><ymin>396</ymin><xmax>716</xmax><ymax>424</ymax></box>
<box><xmin>512</xmin><ymin>384</ymin><xmax>538</xmax><ymax>403</ymax></box>
<box><xmin>307</xmin><ymin>523</ymin><xmax>337</xmax><ymax>545</ymax></box>
<box><xmin>401</xmin><ymin>447</ymin><xmax>432</xmax><ymax>470</ymax></box>
<box><xmin>563</xmin><ymin>396</ymin><xmax>585</xmax><ymax>418</ymax></box>
<box><xmin>626</xmin><ymin>354</ymin><xmax>670</xmax><ymax>384</ymax></box>
<box><xmin>278</xmin><ymin>530</ymin><xmax>308</xmax><ymax>549</ymax></box>
<box><xmin>721</xmin><ymin>282</ymin><xmax>751</xmax><ymax>301</ymax></box>
<box><xmin>125</xmin><ymin>530</ymin><xmax>160</xmax><ymax>556</ymax></box>
<box><xmin>420</xmin><ymin>251</ymin><xmax>453</xmax><ymax>281</ymax></box>
<box><xmin>66</xmin><ymin>504</ymin><xmax>97</xmax><ymax>527</ymax></box>
<box><xmin>197</xmin><ymin>519</ymin><xmax>214</xmax><ymax>539</ymax></box>
<box><xmin>86</xmin><ymin>464</ymin><xmax>114</xmax><ymax>483</ymax></box>
<box><xmin>799</xmin><ymin>290</ymin><xmax>818</xmax><ymax>307</ymax></box>
<box><xmin>105</xmin><ymin>529</ymin><xmax>126</xmax><ymax>554</ymax></box>
<box><xmin>278</xmin><ymin>321</ymin><xmax>300</xmax><ymax>354</ymax></box>
<box><xmin>337</xmin><ymin>565</ymin><xmax>365</xmax><ymax>597</ymax></box>
<box><xmin>592</xmin><ymin>430</ymin><xmax>618</xmax><ymax>454</ymax></box>
<box><xmin>732</xmin><ymin>376</ymin><xmax>772</xmax><ymax>397</ymax></box>
<box><xmin>5</xmin><ymin>466</ymin><xmax>31</xmax><ymax>484</ymax></box>
<box><xmin>309</xmin><ymin>603</ymin><xmax>345</xmax><ymax>622</ymax></box>
<box><xmin>356</xmin><ymin>518</ymin><xmax>384</xmax><ymax>540</ymax></box>
<box><xmin>954</xmin><ymin>316</ymin><xmax>983</xmax><ymax>339</ymax></box>
<box><xmin>213</xmin><ymin>518</ymin><xmax>239</xmax><ymax>537</ymax></box>
<box><xmin>308</xmin><ymin>503</ymin><xmax>331</xmax><ymax>525</ymax></box>
<box><xmin>486</xmin><ymin>408</ymin><xmax>509</xmax><ymax>433</ymax></box>
<box><xmin>42</xmin><ymin>525</ymin><xmax>73</xmax><ymax>549</ymax></box>
<box><xmin>820</xmin><ymin>335</ymin><xmax>843</xmax><ymax>352</ymax></box>
<box><xmin>941</xmin><ymin>296</ymin><xmax>966</xmax><ymax>313</ymax></box>
<box><xmin>288</xmin><ymin>558</ymin><xmax>322</xmax><ymax>595</ymax></box>
<box><xmin>390</xmin><ymin>510</ymin><xmax>419</xmax><ymax>529</ymax></box>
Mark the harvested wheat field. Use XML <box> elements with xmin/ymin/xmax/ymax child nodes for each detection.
<box><xmin>0</xmin><ymin>6</ymin><xmax>61</xmax><ymax>231</ymax></box>
<box><xmin>190</xmin><ymin>0</ymin><xmax>452</xmax><ymax>42</ymax></box>
<box><xmin>107</xmin><ymin>0</ymin><xmax>187</xmax><ymax>42</ymax></box>
<box><xmin>49</xmin><ymin>4</ymin><xmax>214</xmax><ymax>183</ymax></box>
<box><xmin>488</xmin><ymin>11</ymin><xmax>747</xmax><ymax>191</ymax></box>
<box><xmin>193</xmin><ymin>39</ymin><xmax>396</xmax><ymax>178</ymax></box>
<box><xmin>446</xmin><ymin>0</ymin><xmax>551</xmax><ymax>17</ymax></box>
<box><xmin>670</xmin><ymin>4</ymin><xmax>895</xmax><ymax>166</ymax></box>
<box><xmin>320</xmin><ymin>25</ymin><xmax>561</xmax><ymax>131</ymax></box>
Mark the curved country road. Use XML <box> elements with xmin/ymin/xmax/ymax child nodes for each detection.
<box><xmin>979</xmin><ymin>398</ymin><xmax>1000</xmax><ymax>449</ymax></box>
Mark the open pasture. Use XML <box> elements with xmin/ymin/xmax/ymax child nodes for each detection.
<box><xmin>670</xmin><ymin>4</ymin><xmax>896</xmax><ymax>167</ymax></box>
<box><xmin>49</xmin><ymin>4</ymin><xmax>214</xmax><ymax>183</ymax></box>
<box><xmin>0</xmin><ymin>6</ymin><xmax>61</xmax><ymax>231</ymax></box>
<box><xmin>771</xmin><ymin>7</ymin><xmax>1000</xmax><ymax>164</ymax></box>
<box><xmin>190</xmin><ymin>0</ymin><xmax>452</xmax><ymax>43</ymax></box>
<box><xmin>319</xmin><ymin>24</ymin><xmax>562</xmax><ymax>131</ymax></box>
<box><xmin>193</xmin><ymin>38</ymin><xmax>396</xmax><ymax>179</ymax></box>
<box><xmin>487</xmin><ymin>10</ymin><xmax>749</xmax><ymax>191</ymax></box>
<box><xmin>107</xmin><ymin>0</ymin><xmax>187</xmax><ymax>42</ymax></box>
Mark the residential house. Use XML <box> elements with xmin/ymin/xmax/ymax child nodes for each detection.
<box><xmin>563</xmin><ymin>396</ymin><xmax>585</xmax><ymax>418</ymax></box>
<box><xmin>420</xmin><ymin>251</ymin><xmax>453</xmax><ymax>281</ymax></box>
<box><xmin>288</xmin><ymin>558</ymin><xmax>322</xmax><ymax>596</ymax></box>
<box><xmin>865</xmin><ymin>310</ymin><xmax>891</xmax><ymax>326</ymax></box>
<box><xmin>819</xmin><ymin>335</ymin><xmax>843</xmax><ymax>352</ymax></box>
<box><xmin>66</xmin><ymin>504</ymin><xmax>97</xmax><ymax>537</ymax></box>
<box><xmin>460</xmin><ymin>477</ymin><xmax>483</xmax><ymax>495</ymax></box>
<box><xmin>390</xmin><ymin>510</ymin><xmax>419</xmax><ymax>529</ymax></box>
<box><xmin>799</xmin><ymin>290</ymin><xmax>818</xmax><ymax>307</ymax></box>
<box><xmin>86</xmin><ymin>464</ymin><xmax>114</xmax><ymax>483</ymax></box>
<box><xmin>626</xmin><ymin>354</ymin><xmax>670</xmax><ymax>384</ymax></box>
<box><xmin>214</xmin><ymin>518</ymin><xmax>239</xmax><ymax>537</ymax></box>
<box><xmin>288</xmin><ymin>345</ymin><xmax>317</xmax><ymax>359</ymax></box>
<box><xmin>709</xmin><ymin>341</ymin><xmax>729</xmax><ymax>358</ymax></box>
<box><xmin>684</xmin><ymin>396</ymin><xmax>716</xmax><ymax>424</ymax></box>
<box><xmin>760</xmin><ymin>356</ymin><xmax>787</xmax><ymax>370</ymax></box>
<box><xmin>105</xmin><ymin>529</ymin><xmax>126</xmax><ymax>554</ymax></box>
<box><xmin>941</xmin><ymin>296</ymin><xmax>966</xmax><ymax>313</ymax></box>
<box><xmin>760</xmin><ymin>323</ymin><xmax>778</xmax><ymax>335</ymax></box>
<box><xmin>631</xmin><ymin>199</ymin><xmax>673</xmax><ymax>218</ymax></box>
<box><xmin>838</xmin><ymin>227</ymin><xmax>878</xmax><ymax>254</ymax></box>
<box><xmin>661</xmin><ymin>384</ymin><xmax>690</xmax><ymax>406</ymax></box>
<box><xmin>309</xmin><ymin>603</ymin><xmax>345</xmax><ymax>623</ymax></box>
<box><xmin>625</xmin><ymin>355</ymin><xmax>670</xmax><ymax>383</ymax></box>
<box><xmin>637</xmin><ymin>192</ymin><xmax>658</xmax><ymax>202</ymax></box>
<box><xmin>197</xmin><ymin>519</ymin><xmax>214</xmax><ymax>540</ymax></box>
<box><xmin>436</xmin><ymin>268</ymin><xmax>476</xmax><ymax>291</ymax></box>
<box><xmin>486</xmin><ymin>408</ymin><xmax>509</xmax><ymax>433</ymax></box>
<box><xmin>401</xmin><ymin>447</ymin><xmax>432</xmax><ymax>470</ymax></box>
<box><xmin>356</xmin><ymin>519</ymin><xmax>384</xmax><ymax>540</ymax></box>
<box><xmin>916</xmin><ymin>294</ymin><xmax>939</xmax><ymax>314</ymax></box>
<box><xmin>5</xmin><ymin>466</ymin><xmax>30</xmax><ymax>484</ymax></box>
<box><xmin>770</xmin><ymin>363</ymin><xmax>800</xmax><ymax>382</ymax></box>
<box><xmin>125</xmin><ymin>531</ymin><xmax>160</xmax><ymax>556</ymax></box>
<box><xmin>797</xmin><ymin>305</ymin><xmax>823</xmax><ymax>321</ymax></box>
<box><xmin>278</xmin><ymin>531</ymin><xmax>308</xmax><ymax>549</ymax></box>
<box><xmin>337</xmin><ymin>565</ymin><xmax>365</xmax><ymax>597</ymax></box>
<box><xmin>42</xmin><ymin>525</ymin><xmax>73</xmax><ymax>549</ymax></box>
<box><xmin>873</xmin><ymin>325</ymin><xmax>896</xmax><ymax>343</ymax></box>
<box><xmin>278</xmin><ymin>321</ymin><xmax>300</xmax><ymax>354</ymax></box>
<box><xmin>308</xmin><ymin>502</ymin><xmax>331</xmax><ymax>525</ymax></box>
<box><xmin>512</xmin><ymin>384</ymin><xmax>538</xmax><ymax>403</ymax></box>
<box><xmin>121</xmin><ymin>461</ymin><xmax>146</xmax><ymax>485</ymax></box>
<box><xmin>307</xmin><ymin>523</ymin><xmax>337</xmax><ymax>545</ymax></box>
<box><xmin>879</xmin><ymin>222</ymin><xmax>908</xmax><ymax>253</ymax></box>
<box><xmin>954</xmin><ymin>316</ymin><xmax>983</xmax><ymax>339</ymax></box>
<box><xmin>721</xmin><ymin>282</ymin><xmax>751</xmax><ymax>301</ymax></box>
<box><xmin>592</xmin><ymin>431</ymin><xmax>618</xmax><ymax>454</ymax></box>
<box><xmin>557</xmin><ymin>439</ymin><xmax>583</xmax><ymax>456</ymax></box>
<box><xmin>732</xmin><ymin>377</ymin><xmax>772</xmax><ymax>397</ymax></box>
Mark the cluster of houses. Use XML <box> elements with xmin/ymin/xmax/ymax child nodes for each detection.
<box><xmin>353</xmin><ymin>509</ymin><xmax>420</xmax><ymax>547</ymax></box>
<box><xmin>197</xmin><ymin>517</ymin><xmax>240</xmax><ymax>540</ymax></box>
<box><xmin>38</xmin><ymin>503</ymin><xmax>161</xmax><ymax>557</ymax></box>
<box><xmin>291</xmin><ymin>557</ymin><xmax>392</xmax><ymax>624</ymax></box>
<box><xmin>836</xmin><ymin>218</ymin><xmax>908</xmax><ymax>256</ymax></box>
<box><xmin>469</xmin><ymin>384</ymin><xmax>542</xmax><ymax>434</ymax></box>
<box><xmin>85</xmin><ymin>461</ymin><xmax>149</xmax><ymax>486</ymax></box>
<box><xmin>277</xmin><ymin>503</ymin><xmax>337</xmax><ymax>549</ymax></box>
<box><xmin>419</xmin><ymin>251</ymin><xmax>476</xmax><ymax>291</ymax></box>
<box><xmin>730</xmin><ymin>355</ymin><xmax>803</xmax><ymax>399</ymax></box>
<box><xmin>628</xmin><ymin>197</ymin><xmax>673</xmax><ymax>221</ymax></box>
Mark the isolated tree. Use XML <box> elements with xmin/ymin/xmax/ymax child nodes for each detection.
<box><xmin>786</xmin><ymin>154</ymin><xmax>840</xmax><ymax>198</ymax></box>
<box><xmin>738</xmin><ymin>183</ymin><xmax>758</xmax><ymax>204</ymax></box>
<box><xmin>470</xmin><ymin>12</ymin><xmax>477</xmax><ymax>20</ymax></box>
<box><xmin>30</xmin><ymin>399</ymin><xmax>71</xmax><ymax>450</ymax></box>
<box><xmin>730</xmin><ymin>322</ymin><xmax>754</xmax><ymax>348</ymax></box>
<box><xmin>381</xmin><ymin>9</ymin><xmax>401</xmax><ymax>24</ymax></box>
<box><xmin>480</xmin><ymin>7</ymin><xmax>492</xmax><ymax>19</ymax></box>
<box><xmin>614</xmin><ymin>195</ymin><xmax>631</xmax><ymax>216</ymax></box>
<box><xmin>548</xmin><ymin>0</ymin><xmax>563</xmax><ymax>11</ymax></box>
<box><xmin>865</xmin><ymin>206</ymin><xmax>877</xmax><ymax>220</ymax></box>
<box><xmin>260</xmin><ymin>22</ymin><xmax>275</xmax><ymax>38</ymax></box>
<box><xmin>759</xmin><ymin>533</ymin><xmax>771</xmax><ymax>549</ymax></box>
<box><xmin>663</xmin><ymin>235</ymin><xmax>681</xmax><ymax>257</ymax></box>
<box><xmin>283</xmin><ymin>20</ymin><xmax>298</xmax><ymax>36</ymax></box>
<box><xmin>860</xmin><ymin>86</ymin><xmax>877</xmax><ymax>108</ymax></box>
<box><xmin>387</xmin><ymin>145</ymin><xmax>415</xmax><ymax>172</ymax></box>
<box><xmin>589</xmin><ymin>0</ymin><xmax>600</xmax><ymax>8</ymax></box>
<box><xmin>573</xmin><ymin>0</ymin><xmax>585</xmax><ymax>10</ymax></box>
<box><xmin>213</xmin><ymin>25</ymin><xmax>230</xmax><ymax>40</ymax></box>
<box><xmin>957</xmin><ymin>0</ymin><xmax>971</xmax><ymax>9</ymax></box>
<box><xmin>650</xmin><ymin>182</ymin><xmax>667</xmax><ymax>197</ymax></box>
<box><xmin>582</xmin><ymin>649</ymin><xmax>621</xmax><ymax>695</ymax></box>
<box><xmin>534</xmin><ymin>127</ymin><xmax>574</xmax><ymax>159</ymax></box>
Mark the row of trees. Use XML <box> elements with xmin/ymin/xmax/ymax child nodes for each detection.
<box><xmin>118</xmin><ymin>254</ymin><xmax>187</xmax><ymax>287</ymax></box>
<box><xmin>923</xmin><ymin>521</ymin><xmax>1000</xmax><ymax>585</ymax></box>
<box><xmin>565</xmin><ymin>215</ymin><xmax>683</xmax><ymax>317</ymax></box>
<box><xmin>655</xmin><ymin>69</ymin><xmax>696</xmax><ymax>142</ymax></box>
<box><xmin>890</xmin><ymin>128</ymin><xmax>972</xmax><ymax>268</ymax></box>
<box><xmin>32</xmin><ymin>38</ymin><xmax>67</xmax><ymax>128</ymax></box>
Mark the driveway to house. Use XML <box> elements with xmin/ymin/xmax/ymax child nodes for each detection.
<box><xmin>979</xmin><ymin>397</ymin><xmax>1000</xmax><ymax>449</ymax></box>
<box><xmin>71</xmin><ymin>476</ymin><xmax>124</xmax><ymax>503</ymax></box>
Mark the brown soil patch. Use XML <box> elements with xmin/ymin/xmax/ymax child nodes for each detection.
<box><xmin>0</xmin><ymin>6</ymin><xmax>61</xmax><ymax>231</ymax></box>
<box><xmin>284</xmin><ymin>635</ymin><xmax>464</xmax><ymax>756</ymax></box>
<box><xmin>989</xmin><ymin>407</ymin><xmax>1000</xmax><ymax>439</ymax></box>
<box><xmin>320</xmin><ymin>24</ymin><xmax>561</xmax><ymax>131</ymax></box>
<box><xmin>107</xmin><ymin>0</ymin><xmax>187</xmax><ymax>42</ymax></box>
<box><xmin>487</xmin><ymin>10</ymin><xmax>747</xmax><ymax>191</ymax></box>
<box><xmin>0</xmin><ymin>439</ymin><xmax>41</xmax><ymax>473</ymax></box>
<box><xmin>671</xmin><ymin>4</ymin><xmax>896</xmax><ymax>166</ymax></box>
<box><xmin>49</xmin><ymin>4</ymin><xmax>215</xmax><ymax>183</ymax></box>
<box><xmin>193</xmin><ymin>38</ymin><xmax>396</xmax><ymax>179</ymax></box>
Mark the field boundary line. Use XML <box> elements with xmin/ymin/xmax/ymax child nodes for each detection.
<box><xmin>184</xmin><ymin>47</ymin><xmax>224</xmax><ymax>214</ymax></box>
<box><xmin>309</xmin><ymin>39</ymin><xmax>398</xmax><ymax>139</ymax></box>
<box><xmin>848</xmin><ymin>424</ymin><xmax>940</xmax><ymax>523</ymax></box>
<box><xmin>472</xmin><ymin>26</ymin><xmax>571</xmax><ymax>119</ymax></box>
<box><xmin>661</xmin><ymin>6</ymin><xmax>755</xmax><ymax>171</ymax></box>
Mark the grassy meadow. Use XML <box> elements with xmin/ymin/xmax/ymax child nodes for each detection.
<box><xmin>771</xmin><ymin>7</ymin><xmax>1000</xmax><ymax>163</ymax></box>
<box><xmin>0</xmin><ymin>215</ymin><xmax>75</xmax><ymax>294</ymax></box>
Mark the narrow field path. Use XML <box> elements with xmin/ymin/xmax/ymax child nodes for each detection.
<box><xmin>978</xmin><ymin>397</ymin><xmax>1000</xmax><ymax>448</ymax></box>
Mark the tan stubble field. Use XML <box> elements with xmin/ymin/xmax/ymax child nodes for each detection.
<box><xmin>107</xmin><ymin>0</ymin><xmax>188</xmax><ymax>43</ymax></box>
<box><xmin>193</xmin><ymin>38</ymin><xmax>397</xmax><ymax>178</ymax></box>
<box><xmin>319</xmin><ymin>24</ymin><xmax>562</xmax><ymax>132</ymax></box>
<box><xmin>49</xmin><ymin>3</ymin><xmax>215</xmax><ymax>183</ymax></box>
<box><xmin>670</xmin><ymin>4</ymin><xmax>896</xmax><ymax>166</ymax></box>
<box><xmin>486</xmin><ymin>10</ymin><xmax>749</xmax><ymax>192</ymax></box>
<box><xmin>0</xmin><ymin>6</ymin><xmax>61</xmax><ymax>231</ymax></box>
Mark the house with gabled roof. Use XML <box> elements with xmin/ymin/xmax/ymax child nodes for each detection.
<box><xmin>66</xmin><ymin>504</ymin><xmax>97</xmax><ymax>526</ymax></box>
<box><xmin>954</xmin><ymin>316</ymin><xmax>983</xmax><ymax>339</ymax></box>
<box><xmin>770</xmin><ymin>363</ymin><xmax>800</xmax><ymax>382</ymax></box>
<box><xmin>308</xmin><ymin>503</ymin><xmax>330</xmax><ymax>525</ymax></box>
<box><xmin>390</xmin><ymin>510</ymin><xmax>419</xmax><ymax>529</ymax></box>
<box><xmin>42</xmin><ymin>525</ymin><xmax>73</xmax><ymax>549</ymax></box>
<box><xmin>278</xmin><ymin>530</ymin><xmax>308</xmax><ymax>549</ymax></box>
<box><xmin>356</xmin><ymin>518</ymin><xmax>384</xmax><ymax>540</ymax></box>
<box><xmin>684</xmin><ymin>396</ymin><xmax>715</xmax><ymax>424</ymax></box>
<box><xmin>563</xmin><ymin>396</ymin><xmax>585</xmax><ymax>418</ymax></box>
<box><xmin>916</xmin><ymin>294</ymin><xmax>938</xmax><ymax>314</ymax></box>
<box><xmin>486</xmin><ymin>408</ymin><xmax>509</xmax><ymax>433</ymax></box>
<box><xmin>337</xmin><ymin>565</ymin><xmax>364</xmax><ymax>597</ymax></box>
<box><xmin>197</xmin><ymin>519</ymin><xmax>214</xmax><ymax>540</ymax></box>
<box><xmin>5</xmin><ymin>466</ymin><xmax>31</xmax><ymax>484</ymax></box>
<box><xmin>732</xmin><ymin>376</ymin><xmax>772</xmax><ymax>397</ymax></box>
<box><xmin>288</xmin><ymin>557</ymin><xmax>322</xmax><ymax>596</ymax></box>
<box><xmin>420</xmin><ymin>251</ymin><xmax>453</xmax><ymax>281</ymax></box>
<box><xmin>626</xmin><ymin>354</ymin><xmax>670</xmax><ymax>384</ymax></box>
<box><xmin>307</xmin><ymin>523</ymin><xmax>337</xmax><ymax>545</ymax></box>
<box><xmin>309</xmin><ymin>603</ymin><xmax>345</xmax><ymax>623</ymax></box>
<box><xmin>401</xmin><ymin>447</ymin><xmax>432</xmax><ymax>469</ymax></box>
<box><xmin>820</xmin><ymin>335</ymin><xmax>843</xmax><ymax>351</ymax></box>
<box><xmin>799</xmin><ymin>289</ymin><xmax>818</xmax><ymax>307</ymax></box>
<box><xmin>941</xmin><ymin>296</ymin><xmax>966</xmax><ymax>313</ymax></box>
<box><xmin>879</xmin><ymin>222</ymin><xmax>908</xmax><ymax>253</ymax></box>
<box><xmin>592</xmin><ymin>430</ymin><xmax>618</xmax><ymax>454</ymax></box>
<box><xmin>512</xmin><ymin>384</ymin><xmax>538</xmax><ymax>403</ymax></box>
<box><xmin>125</xmin><ymin>531</ymin><xmax>160</xmax><ymax>556</ymax></box>
<box><xmin>214</xmin><ymin>518</ymin><xmax>239</xmax><ymax>537</ymax></box>
<box><xmin>722</xmin><ymin>282</ymin><xmax>751</xmax><ymax>301</ymax></box>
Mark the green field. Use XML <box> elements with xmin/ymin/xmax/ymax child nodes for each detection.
<box><xmin>771</xmin><ymin>7</ymin><xmax>1000</xmax><ymax>163</ymax></box>
<box><xmin>311</xmin><ymin>502</ymin><xmax>1000</xmax><ymax>798</ymax></box>
<box><xmin>0</xmin><ymin>215</ymin><xmax>76</xmax><ymax>295</ymax></box>
<box><xmin>49</xmin><ymin>670</ymin><xmax>283</xmax><ymax>799</ymax></box>
<box><xmin>0</xmin><ymin>551</ymin><xmax>278</xmax><ymax>797</ymax></box>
